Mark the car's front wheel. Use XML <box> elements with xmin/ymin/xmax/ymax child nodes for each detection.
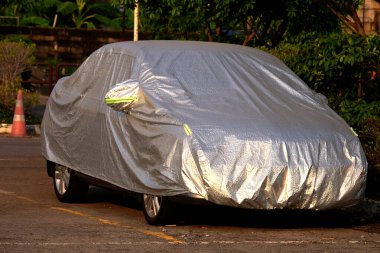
<box><xmin>142</xmin><ymin>194</ymin><xmax>172</xmax><ymax>225</ymax></box>
<box><xmin>53</xmin><ymin>163</ymin><xmax>89</xmax><ymax>202</ymax></box>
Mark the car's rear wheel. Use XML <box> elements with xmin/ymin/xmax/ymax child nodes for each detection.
<box><xmin>142</xmin><ymin>194</ymin><xmax>172</xmax><ymax>225</ymax></box>
<box><xmin>53</xmin><ymin>163</ymin><xmax>89</xmax><ymax>202</ymax></box>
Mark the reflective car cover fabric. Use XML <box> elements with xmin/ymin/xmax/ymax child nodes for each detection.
<box><xmin>41</xmin><ymin>41</ymin><xmax>367</xmax><ymax>210</ymax></box>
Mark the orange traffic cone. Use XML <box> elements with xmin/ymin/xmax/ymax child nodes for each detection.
<box><xmin>11</xmin><ymin>90</ymin><xmax>27</xmax><ymax>137</ymax></box>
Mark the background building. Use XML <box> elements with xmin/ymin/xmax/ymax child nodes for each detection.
<box><xmin>358</xmin><ymin>0</ymin><xmax>380</xmax><ymax>34</ymax></box>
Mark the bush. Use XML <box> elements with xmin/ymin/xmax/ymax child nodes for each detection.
<box><xmin>267</xmin><ymin>33</ymin><xmax>380</xmax><ymax>101</ymax></box>
<box><xmin>0</xmin><ymin>88</ymin><xmax>40</xmax><ymax>125</ymax></box>
<box><xmin>0</xmin><ymin>39</ymin><xmax>39</xmax><ymax>124</ymax></box>
<box><xmin>330</xmin><ymin>98</ymin><xmax>380</xmax><ymax>128</ymax></box>
<box><xmin>0</xmin><ymin>39</ymin><xmax>35</xmax><ymax>88</ymax></box>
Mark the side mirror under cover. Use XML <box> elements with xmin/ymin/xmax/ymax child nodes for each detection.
<box><xmin>105</xmin><ymin>79</ymin><xmax>140</xmax><ymax>113</ymax></box>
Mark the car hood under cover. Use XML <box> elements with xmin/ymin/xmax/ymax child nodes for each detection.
<box><xmin>41</xmin><ymin>41</ymin><xmax>367</xmax><ymax>210</ymax></box>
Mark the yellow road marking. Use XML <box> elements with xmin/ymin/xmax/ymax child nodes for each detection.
<box><xmin>0</xmin><ymin>191</ymin><xmax>185</xmax><ymax>245</ymax></box>
<box><xmin>51</xmin><ymin>207</ymin><xmax>90</xmax><ymax>217</ymax></box>
<box><xmin>0</xmin><ymin>189</ymin><xmax>15</xmax><ymax>195</ymax></box>
<box><xmin>140</xmin><ymin>230</ymin><xmax>184</xmax><ymax>244</ymax></box>
<box><xmin>51</xmin><ymin>207</ymin><xmax>185</xmax><ymax>244</ymax></box>
<box><xmin>16</xmin><ymin>196</ymin><xmax>39</xmax><ymax>204</ymax></box>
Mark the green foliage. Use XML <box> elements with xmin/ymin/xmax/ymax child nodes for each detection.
<box><xmin>0</xmin><ymin>34</ymin><xmax>33</xmax><ymax>45</ymax></box>
<box><xmin>267</xmin><ymin>33</ymin><xmax>380</xmax><ymax>101</ymax></box>
<box><xmin>57</xmin><ymin>1</ymin><xmax>77</xmax><ymax>16</ymax></box>
<box><xmin>361</xmin><ymin>118</ymin><xmax>380</xmax><ymax>171</ymax></box>
<box><xmin>58</xmin><ymin>0</ymin><xmax>95</xmax><ymax>28</ymax></box>
<box><xmin>0</xmin><ymin>39</ymin><xmax>35</xmax><ymax>89</ymax></box>
<box><xmin>20</xmin><ymin>16</ymin><xmax>50</xmax><ymax>27</ymax></box>
<box><xmin>1</xmin><ymin>0</ymin><xmax>365</xmax><ymax>38</ymax></box>
<box><xmin>0</xmin><ymin>103</ymin><xmax>14</xmax><ymax>124</ymax></box>
<box><xmin>110</xmin><ymin>0</ymin><xmax>358</xmax><ymax>45</ymax></box>
<box><xmin>0</xmin><ymin>40</ymin><xmax>35</xmax><ymax>109</ymax></box>
<box><xmin>56</xmin><ymin>0</ymin><xmax>123</xmax><ymax>29</ymax></box>
<box><xmin>1</xmin><ymin>0</ymin><xmax>122</xmax><ymax>29</ymax></box>
<box><xmin>0</xmin><ymin>38</ymin><xmax>39</xmax><ymax>124</ymax></box>
<box><xmin>0</xmin><ymin>89</ymin><xmax>41</xmax><ymax>125</ymax></box>
<box><xmin>1</xmin><ymin>0</ymin><xmax>61</xmax><ymax>27</ymax></box>
<box><xmin>330</xmin><ymin>98</ymin><xmax>380</xmax><ymax>128</ymax></box>
<box><xmin>133</xmin><ymin>0</ymin><xmax>204</xmax><ymax>40</ymax></box>
<box><xmin>91</xmin><ymin>3</ymin><xmax>128</xmax><ymax>30</ymax></box>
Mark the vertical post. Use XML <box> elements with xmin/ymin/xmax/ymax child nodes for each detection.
<box><xmin>134</xmin><ymin>1</ymin><xmax>139</xmax><ymax>41</ymax></box>
<box><xmin>122</xmin><ymin>9</ymin><xmax>126</xmax><ymax>33</ymax></box>
<box><xmin>119</xmin><ymin>4</ymin><xmax>125</xmax><ymax>33</ymax></box>
<box><xmin>53</xmin><ymin>14</ymin><xmax>58</xmax><ymax>28</ymax></box>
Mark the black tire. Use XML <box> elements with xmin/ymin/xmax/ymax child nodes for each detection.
<box><xmin>142</xmin><ymin>194</ymin><xmax>173</xmax><ymax>225</ymax></box>
<box><xmin>53</xmin><ymin>163</ymin><xmax>89</xmax><ymax>203</ymax></box>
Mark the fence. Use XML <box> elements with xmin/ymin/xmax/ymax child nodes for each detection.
<box><xmin>21</xmin><ymin>63</ymin><xmax>79</xmax><ymax>94</ymax></box>
<box><xmin>1</xmin><ymin>25</ymin><xmax>153</xmax><ymax>63</ymax></box>
<box><xmin>0</xmin><ymin>16</ymin><xmax>19</xmax><ymax>26</ymax></box>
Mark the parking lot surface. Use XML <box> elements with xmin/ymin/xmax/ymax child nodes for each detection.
<box><xmin>0</xmin><ymin>136</ymin><xmax>379</xmax><ymax>252</ymax></box>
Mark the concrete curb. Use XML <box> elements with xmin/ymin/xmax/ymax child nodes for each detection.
<box><xmin>0</xmin><ymin>123</ymin><xmax>41</xmax><ymax>136</ymax></box>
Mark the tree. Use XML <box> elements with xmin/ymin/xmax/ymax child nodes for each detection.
<box><xmin>109</xmin><ymin>0</ymin><xmax>363</xmax><ymax>46</ymax></box>
<box><xmin>0</xmin><ymin>0</ymin><xmax>60</xmax><ymax>26</ymax></box>
<box><xmin>295</xmin><ymin>0</ymin><xmax>366</xmax><ymax>35</ymax></box>
<box><xmin>324</xmin><ymin>0</ymin><xmax>365</xmax><ymax>35</ymax></box>
<box><xmin>267</xmin><ymin>33</ymin><xmax>380</xmax><ymax>100</ymax></box>
<box><xmin>1</xmin><ymin>0</ymin><xmax>124</xmax><ymax>29</ymax></box>
<box><xmin>110</xmin><ymin>0</ymin><xmax>204</xmax><ymax>39</ymax></box>
<box><xmin>58</xmin><ymin>0</ymin><xmax>96</xmax><ymax>28</ymax></box>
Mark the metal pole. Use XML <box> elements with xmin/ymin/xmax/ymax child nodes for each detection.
<box><xmin>134</xmin><ymin>1</ymin><xmax>139</xmax><ymax>41</ymax></box>
<box><xmin>53</xmin><ymin>14</ymin><xmax>58</xmax><ymax>28</ymax></box>
<box><xmin>119</xmin><ymin>4</ymin><xmax>125</xmax><ymax>34</ymax></box>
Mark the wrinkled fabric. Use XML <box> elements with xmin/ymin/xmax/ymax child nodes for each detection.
<box><xmin>41</xmin><ymin>41</ymin><xmax>367</xmax><ymax>210</ymax></box>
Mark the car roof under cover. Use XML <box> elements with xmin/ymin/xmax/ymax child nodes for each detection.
<box><xmin>103</xmin><ymin>40</ymin><xmax>317</xmax><ymax>103</ymax></box>
<box><xmin>100</xmin><ymin>41</ymin><xmax>341</xmax><ymax>138</ymax></box>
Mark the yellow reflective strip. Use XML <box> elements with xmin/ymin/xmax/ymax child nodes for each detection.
<box><xmin>350</xmin><ymin>127</ymin><xmax>358</xmax><ymax>137</ymax></box>
<box><xmin>105</xmin><ymin>96</ymin><xmax>138</xmax><ymax>105</ymax></box>
<box><xmin>183</xmin><ymin>124</ymin><xmax>192</xmax><ymax>136</ymax></box>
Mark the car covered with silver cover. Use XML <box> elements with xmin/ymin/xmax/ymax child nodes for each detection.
<box><xmin>41</xmin><ymin>41</ymin><xmax>367</xmax><ymax>224</ymax></box>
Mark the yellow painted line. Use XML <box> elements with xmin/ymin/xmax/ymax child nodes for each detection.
<box><xmin>51</xmin><ymin>207</ymin><xmax>133</xmax><ymax>228</ymax></box>
<box><xmin>51</xmin><ymin>207</ymin><xmax>185</xmax><ymax>244</ymax></box>
<box><xmin>16</xmin><ymin>196</ymin><xmax>39</xmax><ymax>204</ymax></box>
<box><xmin>2</xmin><ymin>190</ymin><xmax>184</xmax><ymax>244</ymax></box>
<box><xmin>0</xmin><ymin>189</ymin><xmax>38</xmax><ymax>204</ymax></box>
<box><xmin>51</xmin><ymin>207</ymin><xmax>91</xmax><ymax>218</ymax></box>
<box><xmin>140</xmin><ymin>230</ymin><xmax>184</xmax><ymax>244</ymax></box>
<box><xmin>0</xmin><ymin>189</ymin><xmax>15</xmax><ymax>195</ymax></box>
<box><xmin>98</xmin><ymin>218</ymin><xmax>119</xmax><ymax>226</ymax></box>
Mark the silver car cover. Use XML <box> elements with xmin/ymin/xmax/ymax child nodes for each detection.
<box><xmin>41</xmin><ymin>41</ymin><xmax>367</xmax><ymax>210</ymax></box>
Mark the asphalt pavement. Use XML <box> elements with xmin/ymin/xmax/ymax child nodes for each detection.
<box><xmin>1</xmin><ymin>136</ymin><xmax>380</xmax><ymax>252</ymax></box>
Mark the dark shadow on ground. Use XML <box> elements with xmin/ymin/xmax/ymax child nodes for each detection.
<box><xmin>175</xmin><ymin>203</ymin><xmax>379</xmax><ymax>229</ymax></box>
<box><xmin>84</xmin><ymin>186</ymin><xmax>141</xmax><ymax>210</ymax></box>
<box><xmin>79</xmin><ymin>186</ymin><xmax>380</xmax><ymax>230</ymax></box>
